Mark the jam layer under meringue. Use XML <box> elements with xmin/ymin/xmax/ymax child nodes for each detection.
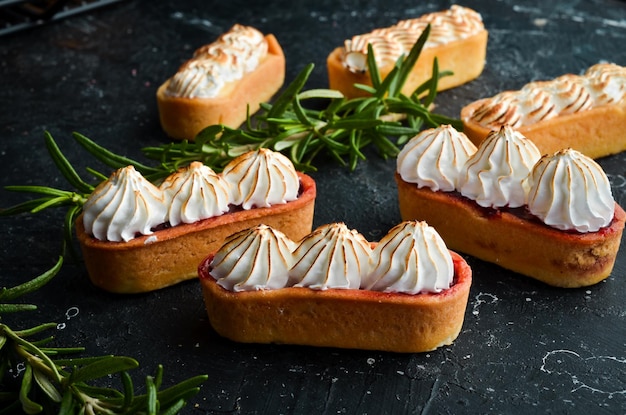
<box><xmin>395</xmin><ymin>127</ymin><xmax>625</xmax><ymax>287</ymax></box>
<box><xmin>76</xmin><ymin>172</ymin><xmax>315</xmax><ymax>294</ymax></box>
<box><xmin>199</xmin><ymin>222</ymin><xmax>472</xmax><ymax>353</ymax></box>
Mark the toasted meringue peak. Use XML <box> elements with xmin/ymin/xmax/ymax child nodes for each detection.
<box><xmin>583</xmin><ymin>63</ymin><xmax>626</xmax><ymax>106</ymax></box>
<box><xmin>165</xmin><ymin>24</ymin><xmax>268</xmax><ymax>98</ymax></box>
<box><xmin>160</xmin><ymin>162</ymin><xmax>231</xmax><ymax>227</ymax></box>
<box><xmin>397</xmin><ymin>124</ymin><xmax>477</xmax><ymax>192</ymax></box>
<box><xmin>222</xmin><ymin>148</ymin><xmax>300</xmax><ymax>210</ymax></box>
<box><xmin>457</xmin><ymin>125</ymin><xmax>542</xmax><ymax>208</ymax></box>
<box><xmin>362</xmin><ymin>221</ymin><xmax>453</xmax><ymax>294</ymax></box>
<box><xmin>468</xmin><ymin>63</ymin><xmax>626</xmax><ymax>129</ymax></box>
<box><xmin>83</xmin><ymin>166</ymin><xmax>167</xmax><ymax>242</ymax></box>
<box><xmin>288</xmin><ymin>223</ymin><xmax>372</xmax><ymax>290</ymax></box>
<box><xmin>343</xmin><ymin>5</ymin><xmax>483</xmax><ymax>73</ymax></box>
<box><xmin>527</xmin><ymin>149</ymin><xmax>615</xmax><ymax>232</ymax></box>
<box><xmin>211</xmin><ymin>225</ymin><xmax>297</xmax><ymax>292</ymax></box>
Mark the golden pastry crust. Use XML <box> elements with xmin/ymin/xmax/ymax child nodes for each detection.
<box><xmin>156</xmin><ymin>34</ymin><xmax>285</xmax><ymax>141</ymax></box>
<box><xmin>395</xmin><ymin>173</ymin><xmax>626</xmax><ymax>288</ymax></box>
<box><xmin>199</xmin><ymin>249</ymin><xmax>471</xmax><ymax>353</ymax></box>
<box><xmin>326</xmin><ymin>22</ymin><xmax>487</xmax><ymax>99</ymax></box>
<box><xmin>461</xmin><ymin>98</ymin><xmax>626</xmax><ymax>159</ymax></box>
<box><xmin>76</xmin><ymin>173</ymin><xmax>315</xmax><ymax>294</ymax></box>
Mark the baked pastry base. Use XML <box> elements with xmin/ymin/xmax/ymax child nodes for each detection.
<box><xmin>326</xmin><ymin>30</ymin><xmax>488</xmax><ymax>99</ymax></box>
<box><xmin>461</xmin><ymin>99</ymin><xmax>626</xmax><ymax>159</ymax></box>
<box><xmin>156</xmin><ymin>34</ymin><xmax>286</xmax><ymax>141</ymax></box>
<box><xmin>396</xmin><ymin>173</ymin><xmax>626</xmax><ymax>288</ymax></box>
<box><xmin>76</xmin><ymin>173</ymin><xmax>315</xmax><ymax>294</ymax></box>
<box><xmin>199</xmin><ymin>250</ymin><xmax>471</xmax><ymax>353</ymax></box>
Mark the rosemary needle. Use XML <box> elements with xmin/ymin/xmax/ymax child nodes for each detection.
<box><xmin>142</xmin><ymin>23</ymin><xmax>461</xmax><ymax>173</ymax></box>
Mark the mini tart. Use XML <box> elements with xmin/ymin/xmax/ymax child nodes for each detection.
<box><xmin>76</xmin><ymin>172</ymin><xmax>315</xmax><ymax>294</ymax></box>
<box><xmin>461</xmin><ymin>99</ymin><xmax>626</xmax><ymax>159</ymax></box>
<box><xmin>396</xmin><ymin>173</ymin><xmax>626</xmax><ymax>288</ymax></box>
<box><xmin>199</xmin><ymin>249</ymin><xmax>471</xmax><ymax>353</ymax></box>
<box><xmin>326</xmin><ymin>9</ymin><xmax>488</xmax><ymax>99</ymax></box>
<box><xmin>156</xmin><ymin>34</ymin><xmax>285</xmax><ymax>141</ymax></box>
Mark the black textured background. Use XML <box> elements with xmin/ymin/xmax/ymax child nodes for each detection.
<box><xmin>1</xmin><ymin>1</ymin><xmax>626</xmax><ymax>413</ymax></box>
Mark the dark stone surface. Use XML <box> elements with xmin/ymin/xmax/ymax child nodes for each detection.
<box><xmin>1</xmin><ymin>0</ymin><xmax>626</xmax><ymax>413</ymax></box>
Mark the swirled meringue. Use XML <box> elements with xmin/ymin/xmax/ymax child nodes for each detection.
<box><xmin>362</xmin><ymin>221</ymin><xmax>453</xmax><ymax>294</ymax></box>
<box><xmin>83</xmin><ymin>166</ymin><xmax>167</xmax><ymax>242</ymax></box>
<box><xmin>468</xmin><ymin>63</ymin><xmax>626</xmax><ymax>129</ymax></box>
<box><xmin>210</xmin><ymin>224</ymin><xmax>297</xmax><ymax>291</ymax></box>
<box><xmin>397</xmin><ymin>125</ymin><xmax>477</xmax><ymax>192</ymax></box>
<box><xmin>288</xmin><ymin>223</ymin><xmax>372</xmax><ymax>290</ymax></box>
<box><xmin>457</xmin><ymin>126</ymin><xmax>542</xmax><ymax>208</ymax></box>
<box><xmin>160</xmin><ymin>162</ymin><xmax>231</xmax><ymax>226</ymax></box>
<box><xmin>222</xmin><ymin>148</ymin><xmax>300</xmax><ymax>209</ymax></box>
<box><xmin>343</xmin><ymin>5</ymin><xmax>484</xmax><ymax>73</ymax></box>
<box><xmin>165</xmin><ymin>24</ymin><xmax>268</xmax><ymax>98</ymax></box>
<box><xmin>527</xmin><ymin>149</ymin><xmax>615</xmax><ymax>232</ymax></box>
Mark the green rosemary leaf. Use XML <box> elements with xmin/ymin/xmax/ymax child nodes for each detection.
<box><xmin>58</xmin><ymin>392</ymin><xmax>73</xmax><ymax>415</ymax></box>
<box><xmin>63</xmin><ymin>205</ymin><xmax>83</xmax><ymax>259</ymax></box>
<box><xmin>44</xmin><ymin>131</ymin><xmax>94</xmax><ymax>195</ymax></box>
<box><xmin>292</xmin><ymin>95</ymin><xmax>314</xmax><ymax>127</ymax></box>
<box><xmin>146</xmin><ymin>375</ymin><xmax>158</xmax><ymax>415</ymax></box>
<box><xmin>33</xmin><ymin>369</ymin><xmax>63</xmax><ymax>403</ymax></box>
<box><xmin>328</xmin><ymin>117</ymin><xmax>383</xmax><ymax>130</ymax></box>
<box><xmin>85</xmin><ymin>166</ymin><xmax>109</xmax><ymax>182</ymax></box>
<box><xmin>70</xmin><ymin>356</ymin><xmax>139</xmax><ymax>384</ymax></box>
<box><xmin>391</xmin><ymin>23</ymin><xmax>430</xmax><ymax>97</ymax></box>
<box><xmin>80</xmin><ymin>383</ymin><xmax>128</xmax><ymax>399</ymax></box>
<box><xmin>413</xmin><ymin>68</ymin><xmax>454</xmax><ymax>99</ymax></box>
<box><xmin>375</xmin><ymin>124</ymin><xmax>421</xmax><ymax>136</ymax></box>
<box><xmin>421</xmin><ymin>57</ymin><xmax>440</xmax><ymax>108</ymax></box>
<box><xmin>29</xmin><ymin>195</ymin><xmax>71</xmax><ymax>213</ymax></box>
<box><xmin>39</xmin><ymin>346</ymin><xmax>85</xmax><ymax>356</ymax></box>
<box><xmin>0</xmin><ymin>198</ymin><xmax>52</xmax><ymax>216</ymax></box>
<box><xmin>160</xmin><ymin>399</ymin><xmax>187</xmax><ymax>415</ymax></box>
<box><xmin>0</xmin><ymin>256</ymin><xmax>63</xmax><ymax>302</ymax></box>
<box><xmin>0</xmin><ymin>304</ymin><xmax>38</xmax><ymax>314</ymax></box>
<box><xmin>28</xmin><ymin>335</ymin><xmax>55</xmax><ymax>347</ymax></box>
<box><xmin>19</xmin><ymin>364</ymin><xmax>43</xmax><ymax>415</ymax></box>
<box><xmin>297</xmin><ymin>88</ymin><xmax>344</xmax><ymax>100</ymax></box>
<box><xmin>13</xmin><ymin>323</ymin><xmax>58</xmax><ymax>338</ymax></box>
<box><xmin>4</xmin><ymin>185</ymin><xmax>68</xmax><ymax>197</ymax></box>
<box><xmin>122</xmin><ymin>371</ymin><xmax>134</xmax><ymax>409</ymax></box>
<box><xmin>267</xmin><ymin>63</ymin><xmax>315</xmax><ymax>118</ymax></box>
<box><xmin>142</xmin><ymin>374</ymin><xmax>208</xmax><ymax>408</ymax></box>
<box><xmin>366</xmin><ymin>43</ymin><xmax>382</xmax><ymax>90</ymax></box>
<box><xmin>351</xmin><ymin>83</ymin><xmax>378</xmax><ymax>95</ymax></box>
<box><xmin>72</xmin><ymin>132</ymin><xmax>161</xmax><ymax>177</ymax></box>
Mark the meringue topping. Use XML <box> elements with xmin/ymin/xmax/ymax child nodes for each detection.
<box><xmin>211</xmin><ymin>225</ymin><xmax>297</xmax><ymax>291</ymax></box>
<box><xmin>165</xmin><ymin>24</ymin><xmax>268</xmax><ymax>98</ymax></box>
<box><xmin>362</xmin><ymin>221</ymin><xmax>453</xmax><ymax>294</ymax></box>
<box><xmin>457</xmin><ymin>125</ymin><xmax>542</xmax><ymax>208</ymax></box>
<box><xmin>343</xmin><ymin>6</ymin><xmax>484</xmax><ymax>73</ymax></box>
<box><xmin>468</xmin><ymin>63</ymin><xmax>626</xmax><ymax>129</ymax></box>
<box><xmin>160</xmin><ymin>162</ymin><xmax>231</xmax><ymax>227</ymax></box>
<box><xmin>527</xmin><ymin>149</ymin><xmax>615</xmax><ymax>232</ymax></box>
<box><xmin>83</xmin><ymin>149</ymin><xmax>302</xmax><ymax>242</ymax></box>
<box><xmin>82</xmin><ymin>166</ymin><xmax>167</xmax><ymax>242</ymax></box>
<box><xmin>222</xmin><ymin>148</ymin><xmax>300</xmax><ymax>210</ymax></box>
<box><xmin>288</xmin><ymin>223</ymin><xmax>372</xmax><ymax>290</ymax></box>
<box><xmin>397</xmin><ymin>125</ymin><xmax>477</xmax><ymax>192</ymax></box>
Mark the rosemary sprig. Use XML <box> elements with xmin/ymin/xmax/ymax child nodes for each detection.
<box><xmin>143</xmin><ymin>23</ymin><xmax>461</xmax><ymax>172</ymax></box>
<box><xmin>0</xmin><ymin>259</ymin><xmax>208</xmax><ymax>414</ymax></box>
